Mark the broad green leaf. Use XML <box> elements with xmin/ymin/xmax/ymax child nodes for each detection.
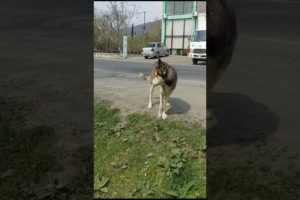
<box><xmin>111</xmin><ymin>162</ymin><xmax>122</xmax><ymax>168</ymax></box>
<box><xmin>177</xmin><ymin>162</ymin><xmax>183</xmax><ymax>168</ymax></box>
<box><xmin>146</xmin><ymin>153</ymin><xmax>154</xmax><ymax>158</ymax></box>
<box><xmin>184</xmin><ymin>180</ymin><xmax>196</xmax><ymax>191</ymax></box>
<box><xmin>157</xmin><ymin>157</ymin><xmax>167</xmax><ymax>168</ymax></box>
<box><xmin>100</xmin><ymin>187</ymin><xmax>109</xmax><ymax>193</ymax></box>
<box><xmin>136</xmin><ymin>181</ymin><xmax>145</xmax><ymax>193</ymax></box>
<box><xmin>153</xmin><ymin>133</ymin><xmax>160</xmax><ymax>142</ymax></box>
<box><xmin>99</xmin><ymin>176</ymin><xmax>109</xmax><ymax>189</ymax></box>
<box><xmin>164</xmin><ymin>190</ymin><xmax>178</xmax><ymax>197</ymax></box>
<box><xmin>167</xmin><ymin>171</ymin><xmax>171</xmax><ymax>177</ymax></box>
<box><xmin>173</xmin><ymin>168</ymin><xmax>180</xmax><ymax>175</ymax></box>
<box><xmin>94</xmin><ymin>176</ymin><xmax>101</xmax><ymax>189</ymax></box>
<box><xmin>171</xmin><ymin>148</ymin><xmax>181</xmax><ymax>156</ymax></box>
<box><xmin>170</xmin><ymin>163</ymin><xmax>177</xmax><ymax>168</ymax></box>
<box><xmin>94</xmin><ymin>122</ymin><xmax>107</xmax><ymax>128</ymax></box>
<box><xmin>121</xmin><ymin>162</ymin><xmax>127</xmax><ymax>169</ymax></box>
<box><xmin>145</xmin><ymin>181</ymin><xmax>150</xmax><ymax>190</ymax></box>
<box><xmin>181</xmin><ymin>158</ymin><xmax>187</xmax><ymax>163</ymax></box>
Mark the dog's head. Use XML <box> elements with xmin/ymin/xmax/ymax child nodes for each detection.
<box><xmin>151</xmin><ymin>58</ymin><xmax>167</xmax><ymax>86</ymax></box>
<box><xmin>207</xmin><ymin>0</ymin><xmax>237</xmax><ymax>94</ymax></box>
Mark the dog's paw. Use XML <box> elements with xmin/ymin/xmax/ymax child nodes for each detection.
<box><xmin>162</xmin><ymin>113</ymin><xmax>168</xmax><ymax>119</ymax></box>
<box><xmin>148</xmin><ymin>103</ymin><xmax>152</xmax><ymax>109</ymax></box>
<box><xmin>158</xmin><ymin>112</ymin><xmax>162</xmax><ymax>118</ymax></box>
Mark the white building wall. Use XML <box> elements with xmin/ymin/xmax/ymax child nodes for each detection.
<box><xmin>197</xmin><ymin>14</ymin><xmax>206</xmax><ymax>30</ymax></box>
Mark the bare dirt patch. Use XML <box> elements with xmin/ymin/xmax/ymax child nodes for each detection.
<box><xmin>94</xmin><ymin>77</ymin><xmax>206</xmax><ymax>128</ymax></box>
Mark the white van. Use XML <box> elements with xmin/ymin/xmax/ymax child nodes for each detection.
<box><xmin>189</xmin><ymin>29</ymin><xmax>206</xmax><ymax>64</ymax></box>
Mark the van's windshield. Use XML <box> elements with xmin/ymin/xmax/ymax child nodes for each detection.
<box><xmin>192</xmin><ymin>30</ymin><xmax>206</xmax><ymax>42</ymax></box>
<box><xmin>146</xmin><ymin>43</ymin><xmax>156</xmax><ymax>47</ymax></box>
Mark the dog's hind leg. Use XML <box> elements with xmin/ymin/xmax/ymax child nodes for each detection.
<box><xmin>158</xmin><ymin>87</ymin><xmax>164</xmax><ymax>118</ymax></box>
<box><xmin>148</xmin><ymin>84</ymin><xmax>154</xmax><ymax>109</ymax></box>
<box><xmin>162</xmin><ymin>94</ymin><xmax>170</xmax><ymax>119</ymax></box>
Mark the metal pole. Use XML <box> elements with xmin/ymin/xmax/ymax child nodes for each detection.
<box><xmin>144</xmin><ymin>11</ymin><xmax>146</xmax><ymax>34</ymax></box>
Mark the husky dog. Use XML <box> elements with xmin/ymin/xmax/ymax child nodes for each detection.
<box><xmin>140</xmin><ymin>58</ymin><xmax>177</xmax><ymax>119</ymax></box>
<box><xmin>207</xmin><ymin>0</ymin><xmax>237</xmax><ymax>95</ymax></box>
<box><xmin>207</xmin><ymin>0</ymin><xmax>237</xmax><ymax>120</ymax></box>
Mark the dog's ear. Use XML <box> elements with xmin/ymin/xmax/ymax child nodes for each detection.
<box><xmin>158</xmin><ymin>58</ymin><xmax>162</xmax><ymax>66</ymax></box>
<box><xmin>162</xmin><ymin>64</ymin><xmax>167</xmax><ymax>75</ymax></box>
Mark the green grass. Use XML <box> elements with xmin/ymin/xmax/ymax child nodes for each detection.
<box><xmin>0</xmin><ymin>101</ymin><xmax>93</xmax><ymax>200</ymax></box>
<box><xmin>208</xmin><ymin>162</ymin><xmax>300</xmax><ymax>200</ymax></box>
<box><xmin>0</xmin><ymin>116</ymin><xmax>57</xmax><ymax>199</ymax></box>
<box><xmin>70</xmin><ymin>145</ymin><xmax>93</xmax><ymax>198</ymax></box>
<box><xmin>94</xmin><ymin>102</ymin><xmax>206</xmax><ymax>198</ymax></box>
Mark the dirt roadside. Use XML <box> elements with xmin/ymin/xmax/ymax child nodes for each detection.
<box><xmin>94</xmin><ymin>57</ymin><xmax>207</xmax><ymax>128</ymax></box>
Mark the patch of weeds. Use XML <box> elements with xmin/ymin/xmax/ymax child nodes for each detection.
<box><xmin>70</xmin><ymin>145</ymin><xmax>93</xmax><ymax>199</ymax></box>
<box><xmin>95</xmin><ymin>175</ymin><xmax>110</xmax><ymax>194</ymax></box>
<box><xmin>0</xmin><ymin>117</ymin><xmax>59</xmax><ymax>199</ymax></box>
<box><xmin>156</xmin><ymin>145</ymin><xmax>186</xmax><ymax>177</ymax></box>
<box><xmin>33</xmin><ymin>178</ymin><xmax>71</xmax><ymax>200</ymax></box>
<box><xmin>132</xmin><ymin>180</ymin><xmax>155</xmax><ymax>197</ymax></box>
<box><xmin>110</xmin><ymin>161</ymin><xmax>128</xmax><ymax>169</ymax></box>
<box><xmin>208</xmin><ymin>163</ymin><xmax>300</xmax><ymax>200</ymax></box>
<box><xmin>94</xmin><ymin>102</ymin><xmax>206</xmax><ymax>198</ymax></box>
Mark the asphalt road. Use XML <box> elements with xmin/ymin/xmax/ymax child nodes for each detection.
<box><xmin>94</xmin><ymin>58</ymin><xmax>206</xmax><ymax>126</ymax></box>
<box><xmin>94</xmin><ymin>59</ymin><xmax>206</xmax><ymax>81</ymax></box>
<box><xmin>209</xmin><ymin>0</ymin><xmax>300</xmax><ymax>170</ymax></box>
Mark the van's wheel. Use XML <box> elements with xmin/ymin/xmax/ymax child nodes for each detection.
<box><xmin>145</xmin><ymin>56</ymin><xmax>148</xmax><ymax>59</ymax></box>
<box><xmin>156</xmin><ymin>52</ymin><xmax>159</xmax><ymax>58</ymax></box>
<box><xmin>193</xmin><ymin>59</ymin><xmax>198</xmax><ymax>64</ymax></box>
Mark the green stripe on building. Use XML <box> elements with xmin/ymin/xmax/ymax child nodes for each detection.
<box><xmin>161</xmin><ymin>1</ymin><xmax>166</xmax><ymax>46</ymax></box>
<box><xmin>161</xmin><ymin>1</ymin><xmax>206</xmax><ymax>54</ymax></box>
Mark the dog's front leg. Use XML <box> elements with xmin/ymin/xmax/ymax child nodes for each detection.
<box><xmin>148</xmin><ymin>84</ymin><xmax>154</xmax><ymax>109</ymax></box>
<box><xmin>158</xmin><ymin>87</ymin><xmax>163</xmax><ymax>118</ymax></box>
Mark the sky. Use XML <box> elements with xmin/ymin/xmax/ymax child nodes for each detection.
<box><xmin>94</xmin><ymin>1</ymin><xmax>163</xmax><ymax>26</ymax></box>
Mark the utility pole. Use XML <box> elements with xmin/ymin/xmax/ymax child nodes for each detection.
<box><xmin>143</xmin><ymin>11</ymin><xmax>146</xmax><ymax>34</ymax></box>
<box><xmin>143</xmin><ymin>11</ymin><xmax>146</xmax><ymax>47</ymax></box>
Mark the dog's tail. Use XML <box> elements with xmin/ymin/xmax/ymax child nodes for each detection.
<box><xmin>139</xmin><ymin>73</ymin><xmax>150</xmax><ymax>81</ymax></box>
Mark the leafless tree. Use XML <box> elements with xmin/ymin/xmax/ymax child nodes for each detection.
<box><xmin>94</xmin><ymin>2</ymin><xmax>137</xmax><ymax>53</ymax></box>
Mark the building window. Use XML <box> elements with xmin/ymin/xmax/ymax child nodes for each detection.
<box><xmin>174</xmin><ymin>1</ymin><xmax>184</xmax><ymax>15</ymax></box>
<box><xmin>184</xmin><ymin>1</ymin><xmax>193</xmax><ymax>14</ymax></box>
<box><xmin>197</xmin><ymin>1</ymin><xmax>206</xmax><ymax>12</ymax></box>
<box><xmin>166</xmin><ymin>1</ymin><xmax>194</xmax><ymax>16</ymax></box>
<box><xmin>166</xmin><ymin>1</ymin><xmax>175</xmax><ymax>16</ymax></box>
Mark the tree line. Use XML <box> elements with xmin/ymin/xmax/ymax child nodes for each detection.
<box><xmin>94</xmin><ymin>2</ymin><xmax>161</xmax><ymax>54</ymax></box>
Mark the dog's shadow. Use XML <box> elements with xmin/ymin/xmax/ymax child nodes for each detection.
<box><xmin>208</xmin><ymin>92</ymin><xmax>279</xmax><ymax>147</ymax></box>
<box><xmin>152</xmin><ymin>97</ymin><xmax>191</xmax><ymax>115</ymax></box>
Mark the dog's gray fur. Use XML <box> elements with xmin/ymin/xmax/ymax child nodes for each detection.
<box><xmin>140</xmin><ymin>58</ymin><xmax>177</xmax><ymax>119</ymax></box>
